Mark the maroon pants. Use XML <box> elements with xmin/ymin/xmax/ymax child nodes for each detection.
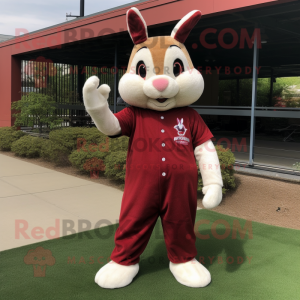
<box><xmin>110</xmin><ymin>164</ymin><xmax>198</xmax><ymax>265</ymax></box>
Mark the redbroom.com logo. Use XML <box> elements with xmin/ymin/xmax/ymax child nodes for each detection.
<box><xmin>15</xmin><ymin>218</ymin><xmax>253</xmax><ymax>240</ymax></box>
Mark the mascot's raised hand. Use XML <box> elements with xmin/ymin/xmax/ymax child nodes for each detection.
<box><xmin>83</xmin><ymin>76</ymin><xmax>121</xmax><ymax>136</ymax></box>
<box><xmin>83</xmin><ymin>7</ymin><xmax>223</xmax><ymax>289</ymax></box>
<box><xmin>83</xmin><ymin>76</ymin><xmax>110</xmax><ymax>110</ymax></box>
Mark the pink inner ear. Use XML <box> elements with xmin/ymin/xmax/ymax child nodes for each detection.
<box><xmin>174</xmin><ymin>11</ymin><xmax>201</xmax><ymax>43</ymax></box>
<box><xmin>127</xmin><ymin>9</ymin><xmax>147</xmax><ymax>45</ymax></box>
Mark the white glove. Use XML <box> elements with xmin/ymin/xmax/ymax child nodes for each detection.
<box><xmin>202</xmin><ymin>184</ymin><xmax>222</xmax><ymax>209</ymax></box>
<box><xmin>83</xmin><ymin>76</ymin><xmax>110</xmax><ymax>110</ymax></box>
<box><xmin>82</xmin><ymin>76</ymin><xmax>121</xmax><ymax>136</ymax></box>
<box><xmin>194</xmin><ymin>140</ymin><xmax>223</xmax><ymax>209</ymax></box>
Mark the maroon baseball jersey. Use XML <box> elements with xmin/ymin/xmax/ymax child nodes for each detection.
<box><xmin>112</xmin><ymin>106</ymin><xmax>213</xmax><ymax>163</ymax></box>
<box><xmin>109</xmin><ymin>106</ymin><xmax>214</xmax><ymax>265</ymax></box>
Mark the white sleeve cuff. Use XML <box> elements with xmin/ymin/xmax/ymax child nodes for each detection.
<box><xmin>87</xmin><ymin>102</ymin><xmax>121</xmax><ymax>136</ymax></box>
<box><xmin>194</xmin><ymin>140</ymin><xmax>223</xmax><ymax>188</ymax></box>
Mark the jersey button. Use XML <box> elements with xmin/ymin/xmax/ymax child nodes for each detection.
<box><xmin>162</xmin><ymin>143</ymin><xmax>165</xmax><ymax>147</ymax></box>
<box><xmin>161</xmin><ymin>129</ymin><xmax>165</xmax><ymax>133</ymax></box>
<box><xmin>162</xmin><ymin>157</ymin><xmax>166</xmax><ymax>161</ymax></box>
<box><xmin>162</xmin><ymin>172</ymin><xmax>166</xmax><ymax>176</ymax></box>
<box><xmin>161</xmin><ymin>116</ymin><xmax>164</xmax><ymax>119</ymax></box>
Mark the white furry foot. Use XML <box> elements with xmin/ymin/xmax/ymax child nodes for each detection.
<box><xmin>95</xmin><ymin>260</ymin><xmax>139</xmax><ymax>289</ymax></box>
<box><xmin>169</xmin><ymin>258</ymin><xmax>211</xmax><ymax>288</ymax></box>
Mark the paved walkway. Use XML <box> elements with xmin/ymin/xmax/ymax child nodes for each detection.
<box><xmin>0</xmin><ymin>153</ymin><xmax>123</xmax><ymax>251</ymax></box>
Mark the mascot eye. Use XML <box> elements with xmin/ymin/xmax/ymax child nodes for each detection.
<box><xmin>136</xmin><ymin>61</ymin><xmax>147</xmax><ymax>79</ymax></box>
<box><xmin>173</xmin><ymin>59</ymin><xmax>184</xmax><ymax>77</ymax></box>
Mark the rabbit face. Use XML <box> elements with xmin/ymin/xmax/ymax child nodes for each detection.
<box><xmin>119</xmin><ymin>8</ymin><xmax>204</xmax><ymax>112</ymax></box>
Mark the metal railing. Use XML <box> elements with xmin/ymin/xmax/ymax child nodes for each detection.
<box><xmin>20</xmin><ymin>60</ymin><xmax>125</xmax><ymax>128</ymax></box>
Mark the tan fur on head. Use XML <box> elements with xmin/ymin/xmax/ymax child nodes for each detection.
<box><xmin>119</xmin><ymin>8</ymin><xmax>204</xmax><ymax>111</ymax></box>
<box><xmin>126</xmin><ymin>37</ymin><xmax>194</xmax><ymax>75</ymax></box>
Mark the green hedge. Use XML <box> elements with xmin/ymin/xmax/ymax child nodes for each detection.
<box><xmin>19</xmin><ymin>127</ymin><xmax>128</xmax><ymax>166</ymax></box>
<box><xmin>197</xmin><ymin>145</ymin><xmax>236</xmax><ymax>194</ymax></box>
<box><xmin>40</xmin><ymin>140</ymin><xmax>70</xmax><ymax>165</ymax></box>
<box><xmin>102</xmin><ymin>145</ymin><xmax>235</xmax><ymax>194</ymax></box>
<box><xmin>68</xmin><ymin>134</ymin><xmax>128</xmax><ymax>176</ymax></box>
<box><xmin>108</xmin><ymin>136</ymin><xmax>129</xmax><ymax>153</ymax></box>
<box><xmin>0</xmin><ymin>127</ymin><xmax>25</xmax><ymax>151</ymax></box>
<box><xmin>39</xmin><ymin>127</ymin><xmax>109</xmax><ymax>165</ymax></box>
<box><xmin>69</xmin><ymin>149</ymin><xmax>108</xmax><ymax>174</ymax></box>
<box><xmin>49</xmin><ymin>127</ymin><xmax>108</xmax><ymax>153</ymax></box>
<box><xmin>104</xmin><ymin>151</ymin><xmax>127</xmax><ymax>181</ymax></box>
<box><xmin>11</xmin><ymin>135</ymin><xmax>44</xmax><ymax>158</ymax></box>
<box><xmin>1</xmin><ymin>126</ymin><xmax>236</xmax><ymax>194</ymax></box>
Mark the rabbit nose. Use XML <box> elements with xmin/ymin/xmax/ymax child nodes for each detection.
<box><xmin>152</xmin><ymin>78</ymin><xmax>169</xmax><ymax>92</ymax></box>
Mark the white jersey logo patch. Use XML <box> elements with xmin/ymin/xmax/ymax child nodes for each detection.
<box><xmin>174</xmin><ymin>118</ymin><xmax>190</xmax><ymax>145</ymax></box>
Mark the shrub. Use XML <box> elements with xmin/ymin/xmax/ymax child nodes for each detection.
<box><xmin>218</xmin><ymin>78</ymin><xmax>287</xmax><ymax>107</ymax></box>
<box><xmin>39</xmin><ymin>127</ymin><xmax>108</xmax><ymax>165</ymax></box>
<box><xmin>108</xmin><ymin>136</ymin><xmax>129</xmax><ymax>153</ymax></box>
<box><xmin>197</xmin><ymin>145</ymin><xmax>236</xmax><ymax>194</ymax></box>
<box><xmin>104</xmin><ymin>151</ymin><xmax>127</xmax><ymax>181</ymax></box>
<box><xmin>45</xmin><ymin>127</ymin><xmax>128</xmax><ymax>166</ymax></box>
<box><xmin>40</xmin><ymin>140</ymin><xmax>70</xmax><ymax>165</ymax></box>
<box><xmin>69</xmin><ymin>149</ymin><xmax>107</xmax><ymax>174</ymax></box>
<box><xmin>0</xmin><ymin>127</ymin><xmax>25</xmax><ymax>151</ymax></box>
<box><xmin>67</xmin><ymin>134</ymin><xmax>128</xmax><ymax>176</ymax></box>
<box><xmin>11</xmin><ymin>92</ymin><xmax>62</xmax><ymax>133</ymax></box>
<box><xmin>49</xmin><ymin>127</ymin><xmax>108</xmax><ymax>153</ymax></box>
<box><xmin>293</xmin><ymin>162</ymin><xmax>300</xmax><ymax>170</ymax></box>
<box><xmin>11</xmin><ymin>135</ymin><xmax>44</xmax><ymax>158</ymax></box>
<box><xmin>81</xmin><ymin>127</ymin><xmax>109</xmax><ymax>148</ymax></box>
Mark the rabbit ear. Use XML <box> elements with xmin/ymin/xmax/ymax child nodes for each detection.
<box><xmin>181</xmin><ymin>118</ymin><xmax>184</xmax><ymax>124</ymax></box>
<box><xmin>171</xmin><ymin>10</ymin><xmax>201</xmax><ymax>43</ymax></box>
<box><xmin>126</xmin><ymin>7</ymin><xmax>148</xmax><ymax>45</ymax></box>
<box><xmin>177</xmin><ymin>118</ymin><xmax>180</xmax><ymax>124</ymax></box>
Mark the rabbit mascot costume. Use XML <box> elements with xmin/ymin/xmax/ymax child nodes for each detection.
<box><xmin>83</xmin><ymin>7</ymin><xmax>223</xmax><ymax>289</ymax></box>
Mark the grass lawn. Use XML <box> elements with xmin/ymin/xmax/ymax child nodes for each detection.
<box><xmin>1</xmin><ymin>210</ymin><xmax>299</xmax><ymax>300</ymax></box>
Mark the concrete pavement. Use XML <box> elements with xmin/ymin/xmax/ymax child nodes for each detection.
<box><xmin>0</xmin><ymin>153</ymin><xmax>123</xmax><ymax>251</ymax></box>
